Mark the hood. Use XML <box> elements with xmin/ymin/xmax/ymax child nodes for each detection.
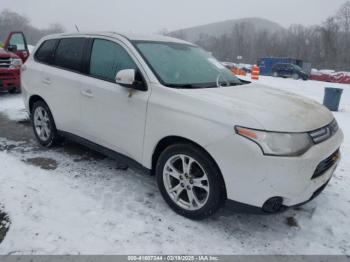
<box><xmin>0</xmin><ymin>48</ymin><xmax>18</xmax><ymax>58</ymax></box>
<box><xmin>180</xmin><ymin>83</ymin><xmax>333</xmax><ymax>133</ymax></box>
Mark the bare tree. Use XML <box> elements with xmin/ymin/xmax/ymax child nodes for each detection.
<box><xmin>337</xmin><ymin>1</ymin><xmax>350</xmax><ymax>32</ymax></box>
<box><xmin>158</xmin><ymin>28</ymin><xmax>169</xmax><ymax>36</ymax></box>
<box><xmin>168</xmin><ymin>30</ymin><xmax>188</xmax><ymax>41</ymax></box>
<box><xmin>187</xmin><ymin>1</ymin><xmax>350</xmax><ymax>71</ymax></box>
<box><xmin>0</xmin><ymin>9</ymin><xmax>64</xmax><ymax>45</ymax></box>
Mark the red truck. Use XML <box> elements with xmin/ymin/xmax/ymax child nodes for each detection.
<box><xmin>0</xmin><ymin>32</ymin><xmax>29</xmax><ymax>94</ymax></box>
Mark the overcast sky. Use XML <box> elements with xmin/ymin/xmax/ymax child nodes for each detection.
<box><xmin>0</xmin><ymin>0</ymin><xmax>347</xmax><ymax>33</ymax></box>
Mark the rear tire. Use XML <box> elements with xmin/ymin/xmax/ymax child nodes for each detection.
<box><xmin>156</xmin><ymin>143</ymin><xmax>225</xmax><ymax>220</ymax></box>
<box><xmin>31</xmin><ymin>100</ymin><xmax>62</xmax><ymax>147</ymax></box>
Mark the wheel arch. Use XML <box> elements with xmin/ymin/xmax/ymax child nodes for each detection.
<box><xmin>151</xmin><ymin>135</ymin><xmax>227</xmax><ymax>199</ymax></box>
<box><xmin>29</xmin><ymin>95</ymin><xmax>46</xmax><ymax>114</ymax></box>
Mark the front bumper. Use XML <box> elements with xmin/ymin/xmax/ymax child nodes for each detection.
<box><xmin>205</xmin><ymin>128</ymin><xmax>344</xmax><ymax>209</ymax></box>
<box><xmin>0</xmin><ymin>68</ymin><xmax>21</xmax><ymax>91</ymax></box>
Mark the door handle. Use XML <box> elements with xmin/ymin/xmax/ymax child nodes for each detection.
<box><xmin>81</xmin><ymin>89</ymin><xmax>94</xmax><ymax>98</ymax></box>
<box><xmin>42</xmin><ymin>77</ymin><xmax>51</xmax><ymax>85</ymax></box>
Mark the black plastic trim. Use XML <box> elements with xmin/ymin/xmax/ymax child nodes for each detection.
<box><xmin>291</xmin><ymin>178</ymin><xmax>332</xmax><ymax>208</ymax></box>
<box><xmin>312</xmin><ymin>149</ymin><xmax>340</xmax><ymax>179</ymax></box>
<box><xmin>226</xmin><ymin>178</ymin><xmax>332</xmax><ymax>215</ymax></box>
<box><xmin>57</xmin><ymin>130</ymin><xmax>151</xmax><ymax>176</ymax></box>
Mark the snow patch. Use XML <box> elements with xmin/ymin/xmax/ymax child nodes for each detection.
<box><xmin>0</xmin><ymin>77</ymin><xmax>349</xmax><ymax>254</ymax></box>
<box><xmin>0</xmin><ymin>95</ymin><xmax>28</xmax><ymax>121</ymax></box>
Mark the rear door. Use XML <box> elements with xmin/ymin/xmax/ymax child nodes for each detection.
<box><xmin>286</xmin><ymin>64</ymin><xmax>294</xmax><ymax>77</ymax></box>
<box><xmin>4</xmin><ymin>32</ymin><xmax>30</xmax><ymax>63</ymax></box>
<box><xmin>280</xmin><ymin>64</ymin><xmax>288</xmax><ymax>76</ymax></box>
<box><xmin>41</xmin><ymin>37</ymin><xmax>87</xmax><ymax>134</ymax></box>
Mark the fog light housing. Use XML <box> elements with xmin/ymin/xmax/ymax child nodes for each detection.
<box><xmin>262</xmin><ymin>197</ymin><xmax>285</xmax><ymax>213</ymax></box>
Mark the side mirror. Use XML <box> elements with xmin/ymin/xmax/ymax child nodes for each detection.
<box><xmin>115</xmin><ymin>69</ymin><xmax>147</xmax><ymax>91</ymax></box>
<box><xmin>7</xmin><ymin>45</ymin><xmax>18</xmax><ymax>52</ymax></box>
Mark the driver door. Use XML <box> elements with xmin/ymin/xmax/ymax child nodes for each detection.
<box><xmin>4</xmin><ymin>32</ymin><xmax>30</xmax><ymax>63</ymax></box>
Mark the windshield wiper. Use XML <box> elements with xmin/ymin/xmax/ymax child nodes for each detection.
<box><xmin>208</xmin><ymin>81</ymin><xmax>242</xmax><ymax>88</ymax></box>
<box><xmin>166</xmin><ymin>81</ymin><xmax>243</xmax><ymax>89</ymax></box>
<box><xmin>166</xmin><ymin>83</ymin><xmax>206</xmax><ymax>89</ymax></box>
<box><xmin>228</xmin><ymin>81</ymin><xmax>243</xmax><ymax>86</ymax></box>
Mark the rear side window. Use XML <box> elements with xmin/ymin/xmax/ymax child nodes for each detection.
<box><xmin>89</xmin><ymin>39</ymin><xmax>137</xmax><ymax>82</ymax></box>
<box><xmin>35</xmin><ymin>39</ymin><xmax>58</xmax><ymax>64</ymax></box>
<box><xmin>53</xmin><ymin>38</ymin><xmax>85</xmax><ymax>72</ymax></box>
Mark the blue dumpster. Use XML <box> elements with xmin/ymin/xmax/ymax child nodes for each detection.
<box><xmin>323</xmin><ymin>87</ymin><xmax>343</xmax><ymax>111</ymax></box>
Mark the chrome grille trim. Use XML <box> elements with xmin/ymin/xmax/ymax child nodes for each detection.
<box><xmin>309</xmin><ymin>119</ymin><xmax>339</xmax><ymax>144</ymax></box>
<box><xmin>0</xmin><ymin>58</ymin><xmax>11</xmax><ymax>68</ymax></box>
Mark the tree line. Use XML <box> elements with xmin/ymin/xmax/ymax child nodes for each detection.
<box><xmin>0</xmin><ymin>9</ymin><xmax>64</xmax><ymax>46</ymax></box>
<box><xmin>1</xmin><ymin>3</ymin><xmax>350</xmax><ymax>71</ymax></box>
<box><xmin>169</xmin><ymin>1</ymin><xmax>350</xmax><ymax>71</ymax></box>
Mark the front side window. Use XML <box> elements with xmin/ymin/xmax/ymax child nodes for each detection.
<box><xmin>53</xmin><ymin>38</ymin><xmax>85</xmax><ymax>72</ymax></box>
<box><xmin>35</xmin><ymin>39</ymin><xmax>58</xmax><ymax>64</ymax></box>
<box><xmin>133</xmin><ymin>41</ymin><xmax>241</xmax><ymax>88</ymax></box>
<box><xmin>89</xmin><ymin>39</ymin><xmax>137</xmax><ymax>82</ymax></box>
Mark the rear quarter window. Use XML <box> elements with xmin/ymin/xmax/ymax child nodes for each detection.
<box><xmin>34</xmin><ymin>39</ymin><xmax>59</xmax><ymax>64</ymax></box>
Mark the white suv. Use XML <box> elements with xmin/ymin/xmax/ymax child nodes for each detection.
<box><xmin>22</xmin><ymin>32</ymin><xmax>343</xmax><ymax>219</ymax></box>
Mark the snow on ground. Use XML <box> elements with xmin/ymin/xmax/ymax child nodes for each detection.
<box><xmin>0</xmin><ymin>77</ymin><xmax>349</xmax><ymax>255</ymax></box>
<box><xmin>0</xmin><ymin>94</ymin><xmax>28</xmax><ymax>121</ymax></box>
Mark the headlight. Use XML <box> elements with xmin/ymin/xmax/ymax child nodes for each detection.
<box><xmin>235</xmin><ymin>126</ymin><xmax>313</xmax><ymax>156</ymax></box>
<box><xmin>9</xmin><ymin>58</ymin><xmax>22</xmax><ymax>69</ymax></box>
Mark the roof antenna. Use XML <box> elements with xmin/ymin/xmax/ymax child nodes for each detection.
<box><xmin>75</xmin><ymin>24</ymin><xmax>80</xmax><ymax>32</ymax></box>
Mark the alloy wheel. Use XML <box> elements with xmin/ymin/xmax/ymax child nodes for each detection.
<box><xmin>33</xmin><ymin>106</ymin><xmax>51</xmax><ymax>141</ymax></box>
<box><xmin>163</xmin><ymin>154</ymin><xmax>210</xmax><ymax>211</ymax></box>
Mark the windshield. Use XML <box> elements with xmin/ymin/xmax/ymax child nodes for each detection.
<box><xmin>133</xmin><ymin>41</ymin><xmax>242</xmax><ymax>88</ymax></box>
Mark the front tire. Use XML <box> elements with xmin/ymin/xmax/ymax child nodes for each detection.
<box><xmin>8</xmin><ymin>87</ymin><xmax>20</xmax><ymax>94</ymax></box>
<box><xmin>292</xmin><ymin>73</ymin><xmax>299</xmax><ymax>80</ymax></box>
<box><xmin>156</xmin><ymin>143</ymin><xmax>225</xmax><ymax>220</ymax></box>
<box><xmin>31</xmin><ymin>100</ymin><xmax>61</xmax><ymax>147</ymax></box>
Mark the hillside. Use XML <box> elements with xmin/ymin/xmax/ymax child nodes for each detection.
<box><xmin>170</xmin><ymin>17</ymin><xmax>285</xmax><ymax>42</ymax></box>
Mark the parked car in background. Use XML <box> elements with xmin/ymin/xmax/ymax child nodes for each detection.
<box><xmin>23</xmin><ymin>32</ymin><xmax>343</xmax><ymax>220</ymax></box>
<box><xmin>311</xmin><ymin>69</ymin><xmax>350</xmax><ymax>84</ymax></box>
<box><xmin>0</xmin><ymin>32</ymin><xmax>29</xmax><ymax>94</ymax></box>
<box><xmin>272</xmin><ymin>63</ymin><xmax>309</xmax><ymax>80</ymax></box>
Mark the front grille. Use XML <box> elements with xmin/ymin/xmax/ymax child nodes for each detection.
<box><xmin>0</xmin><ymin>72</ymin><xmax>13</xmax><ymax>77</ymax></box>
<box><xmin>309</xmin><ymin>119</ymin><xmax>339</xmax><ymax>144</ymax></box>
<box><xmin>312</xmin><ymin>149</ymin><xmax>340</xmax><ymax>179</ymax></box>
<box><xmin>0</xmin><ymin>58</ymin><xmax>11</xmax><ymax>68</ymax></box>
